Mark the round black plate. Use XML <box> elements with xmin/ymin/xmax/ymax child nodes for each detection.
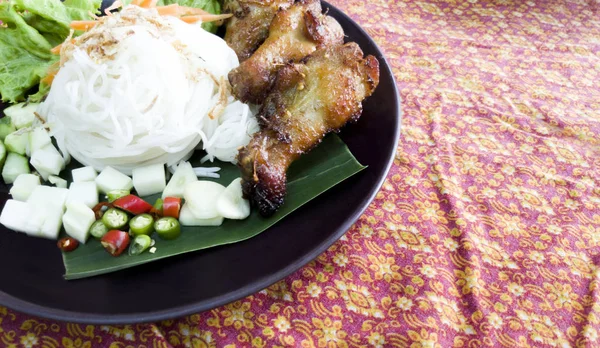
<box><xmin>0</xmin><ymin>2</ymin><xmax>400</xmax><ymax>324</ymax></box>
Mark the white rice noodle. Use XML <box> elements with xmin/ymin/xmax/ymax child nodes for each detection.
<box><xmin>38</xmin><ymin>6</ymin><xmax>259</xmax><ymax>175</ymax></box>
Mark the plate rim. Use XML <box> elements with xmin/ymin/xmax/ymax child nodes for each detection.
<box><xmin>0</xmin><ymin>1</ymin><xmax>401</xmax><ymax>324</ymax></box>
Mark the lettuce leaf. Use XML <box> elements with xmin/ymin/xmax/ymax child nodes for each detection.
<box><xmin>0</xmin><ymin>0</ymin><xmax>100</xmax><ymax>103</ymax></box>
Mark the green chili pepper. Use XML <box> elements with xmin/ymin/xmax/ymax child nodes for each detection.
<box><xmin>129</xmin><ymin>214</ymin><xmax>154</xmax><ymax>236</ymax></box>
<box><xmin>102</xmin><ymin>208</ymin><xmax>129</xmax><ymax>230</ymax></box>
<box><xmin>107</xmin><ymin>189</ymin><xmax>131</xmax><ymax>203</ymax></box>
<box><xmin>150</xmin><ymin>198</ymin><xmax>163</xmax><ymax>217</ymax></box>
<box><xmin>89</xmin><ymin>220</ymin><xmax>109</xmax><ymax>239</ymax></box>
<box><xmin>128</xmin><ymin>235</ymin><xmax>153</xmax><ymax>255</ymax></box>
<box><xmin>154</xmin><ymin>217</ymin><xmax>181</xmax><ymax>240</ymax></box>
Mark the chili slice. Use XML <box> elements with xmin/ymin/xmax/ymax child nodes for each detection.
<box><xmin>129</xmin><ymin>214</ymin><xmax>154</xmax><ymax>236</ymax></box>
<box><xmin>101</xmin><ymin>230</ymin><xmax>130</xmax><ymax>257</ymax></box>
<box><xmin>92</xmin><ymin>202</ymin><xmax>113</xmax><ymax>220</ymax></box>
<box><xmin>102</xmin><ymin>208</ymin><xmax>129</xmax><ymax>230</ymax></box>
<box><xmin>89</xmin><ymin>220</ymin><xmax>109</xmax><ymax>239</ymax></box>
<box><xmin>107</xmin><ymin>189</ymin><xmax>130</xmax><ymax>203</ymax></box>
<box><xmin>57</xmin><ymin>237</ymin><xmax>79</xmax><ymax>252</ymax></box>
<box><xmin>162</xmin><ymin>197</ymin><xmax>182</xmax><ymax>219</ymax></box>
<box><xmin>129</xmin><ymin>235</ymin><xmax>152</xmax><ymax>255</ymax></box>
<box><xmin>150</xmin><ymin>198</ymin><xmax>163</xmax><ymax>218</ymax></box>
<box><xmin>112</xmin><ymin>195</ymin><xmax>153</xmax><ymax>215</ymax></box>
<box><xmin>154</xmin><ymin>217</ymin><xmax>181</xmax><ymax>240</ymax></box>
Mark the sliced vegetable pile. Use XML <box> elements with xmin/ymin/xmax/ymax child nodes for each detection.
<box><xmin>0</xmin><ymin>103</ymin><xmax>251</xmax><ymax>257</ymax></box>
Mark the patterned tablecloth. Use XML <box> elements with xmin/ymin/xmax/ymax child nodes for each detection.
<box><xmin>2</xmin><ymin>0</ymin><xmax>600</xmax><ymax>346</ymax></box>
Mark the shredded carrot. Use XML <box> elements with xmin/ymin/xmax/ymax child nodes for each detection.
<box><xmin>50</xmin><ymin>43</ymin><xmax>63</xmax><ymax>55</ymax></box>
<box><xmin>130</xmin><ymin>0</ymin><xmax>144</xmax><ymax>5</ymax></box>
<box><xmin>41</xmin><ymin>61</ymin><xmax>61</xmax><ymax>86</ymax></box>
<box><xmin>139</xmin><ymin>0</ymin><xmax>158</xmax><ymax>8</ymax></box>
<box><xmin>180</xmin><ymin>13</ymin><xmax>232</xmax><ymax>24</ymax></box>
<box><xmin>156</xmin><ymin>4</ymin><xmax>209</xmax><ymax>16</ymax></box>
<box><xmin>70</xmin><ymin>20</ymin><xmax>97</xmax><ymax>31</ymax></box>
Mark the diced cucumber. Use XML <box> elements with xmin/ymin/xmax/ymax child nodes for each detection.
<box><xmin>179</xmin><ymin>203</ymin><xmax>224</xmax><ymax>226</ymax></box>
<box><xmin>183</xmin><ymin>180</ymin><xmax>226</xmax><ymax>219</ymax></box>
<box><xmin>2</xmin><ymin>153</ymin><xmax>30</xmax><ymax>184</ymax></box>
<box><xmin>0</xmin><ymin>199</ymin><xmax>29</xmax><ymax>233</ymax></box>
<box><xmin>4</xmin><ymin>102</ymin><xmax>39</xmax><ymax>129</ymax></box>
<box><xmin>216</xmin><ymin>178</ymin><xmax>251</xmax><ymax>220</ymax></box>
<box><xmin>5</xmin><ymin>131</ymin><xmax>29</xmax><ymax>155</ymax></box>
<box><xmin>30</xmin><ymin>144</ymin><xmax>64</xmax><ymax>176</ymax></box>
<box><xmin>36</xmin><ymin>168</ymin><xmax>51</xmax><ymax>181</ymax></box>
<box><xmin>162</xmin><ymin>161</ymin><xmax>197</xmax><ymax>199</ymax></box>
<box><xmin>9</xmin><ymin>173</ymin><xmax>40</xmax><ymax>201</ymax></box>
<box><xmin>29</xmin><ymin>127</ymin><xmax>51</xmax><ymax>153</ymax></box>
<box><xmin>0</xmin><ymin>140</ymin><xmax>5</xmax><ymax>170</ymax></box>
<box><xmin>71</xmin><ymin>166</ymin><xmax>97</xmax><ymax>182</ymax></box>
<box><xmin>0</xmin><ymin>117</ymin><xmax>16</xmax><ymax>141</ymax></box>
<box><xmin>27</xmin><ymin>185</ymin><xmax>69</xmax><ymax>212</ymax></box>
<box><xmin>66</xmin><ymin>181</ymin><xmax>99</xmax><ymax>208</ymax></box>
<box><xmin>132</xmin><ymin>163</ymin><xmax>166</xmax><ymax>197</ymax></box>
<box><xmin>95</xmin><ymin>166</ymin><xmax>133</xmax><ymax>194</ymax></box>
<box><xmin>48</xmin><ymin>175</ymin><xmax>67</xmax><ymax>188</ymax></box>
<box><xmin>62</xmin><ymin>201</ymin><xmax>95</xmax><ymax>244</ymax></box>
<box><xmin>38</xmin><ymin>205</ymin><xmax>64</xmax><ymax>239</ymax></box>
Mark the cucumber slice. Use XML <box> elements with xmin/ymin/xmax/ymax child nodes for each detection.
<box><xmin>132</xmin><ymin>163</ymin><xmax>166</xmax><ymax>197</ymax></box>
<box><xmin>0</xmin><ymin>139</ymin><xmax>6</xmax><ymax>170</ymax></box>
<box><xmin>216</xmin><ymin>178</ymin><xmax>251</xmax><ymax>220</ymax></box>
<box><xmin>4</xmin><ymin>103</ymin><xmax>39</xmax><ymax>129</ymax></box>
<box><xmin>62</xmin><ymin>201</ymin><xmax>95</xmax><ymax>244</ymax></box>
<box><xmin>29</xmin><ymin>127</ymin><xmax>51</xmax><ymax>153</ymax></box>
<box><xmin>71</xmin><ymin>166</ymin><xmax>97</xmax><ymax>182</ymax></box>
<box><xmin>183</xmin><ymin>180</ymin><xmax>226</xmax><ymax>219</ymax></box>
<box><xmin>48</xmin><ymin>175</ymin><xmax>67</xmax><ymax>188</ymax></box>
<box><xmin>179</xmin><ymin>203</ymin><xmax>224</xmax><ymax>226</ymax></box>
<box><xmin>27</xmin><ymin>185</ymin><xmax>70</xmax><ymax>212</ymax></box>
<box><xmin>0</xmin><ymin>199</ymin><xmax>29</xmax><ymax>233</ymax></box>
<box><xmin>9</xmin><ymin>173</ymin><xmax>40</xmax><ymax>201</ymax></box>
<box><xmin>95</xmin><ymin>166</ymin><xmax>133</xmax><ymax>194</ymax></box>
<box><xmin>5</xmin><ymin>131</ymin><xmax>29</xmax><ymax>155</ymax></box>
<box><xmin>162</xmin><ymin>161</ymin><xmax>197</xmax><ymax>199</ymax></box>
<box><xmin>2</xmin><ymin>153</ymin><xmax>30</xmax><ymax>184</ymax></box>
<box><xmin>66</xmin><ymin>181</ymin><xmax>99</xmax><ymax>209</ymax></box>
<box><xmin>30</xmin><ymin>144</ymin><xmax>64</xmax><ymax>176</ymax></box>
<box><xmin>0</xmin><ymin>117</ymin><xmax>16</xmax><ymax>141</ymax></box>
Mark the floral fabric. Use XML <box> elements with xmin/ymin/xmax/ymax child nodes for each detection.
<box><xmin>2</xmin><ymin>0</ymin><xmax>600</xmax><ymax>346</ymax></box>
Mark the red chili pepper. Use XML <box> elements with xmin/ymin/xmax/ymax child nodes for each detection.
<box><xmin>100</xmin><ymin>230</ymin><xmax>130</xmax><ymax>257</ymax></box>
<box><xmin>162</xmin><ymin>197</ymin><xmax>182</xmax><ymax>219</ymax></box>
<box><xmin>112</xmin><ymin>195</ymin><xmax>153</xmax><ymax>215</ymax></box>
<box><xmin>57</xmin><ymin>237</ymin><xmax>79</xmax><ymax>252</ymax></box>
<box><xmin>92</xmin><ymin>202</ymin><xmax>113</xmax><ymax>220</ymax></box>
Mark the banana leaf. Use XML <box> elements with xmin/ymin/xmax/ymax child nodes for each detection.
<box><xmin>62</xmin><ymin>134</ymin><xmax>365</xmax><ymax>280</ymax></box>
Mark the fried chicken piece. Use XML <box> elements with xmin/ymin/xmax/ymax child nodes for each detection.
<box><xmin>237</xmin><ymin>43</ymin><xmax>380</xmax><ymax>216</ymax></box>
<box><xmin>228</xmin><ymin>0</ymin><xmax>344</xmax><ymax>104</ymax></box>
<box><xmin>223</xmin><ymin>0</ymin><xmax>293</xmax><ymax>62</ymax></box>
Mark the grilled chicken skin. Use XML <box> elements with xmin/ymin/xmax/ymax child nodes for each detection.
<box><xmin>223</xmin><ymin>0</ymin><xmax>293</xmax><ymax>62</ymax></box>
<box><xmin>228</xmin><ymin>0</ymin><xmax>343</xmax><ymax>104</ymax></box>
<box><xmin>237</xmin><ymin>43</ymin><xmax>380</xmax><ymax>216</ymax></box>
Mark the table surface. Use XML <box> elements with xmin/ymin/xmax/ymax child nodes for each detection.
<box><xmin>3</xmin><ymin>0</ymin><xmax>600</xmax><ymax>347</ymax></box>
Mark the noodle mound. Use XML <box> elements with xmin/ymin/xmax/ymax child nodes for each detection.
<box><xmin>38</xmin><ymin>6</ymin><xmax>258</xmax><ymax>174</ymax></box>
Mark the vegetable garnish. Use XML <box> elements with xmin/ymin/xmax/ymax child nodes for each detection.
<box><xmin>128</xmin><ymin>235</ymin><xmax>152</xmax><ymax>256</ymax></box>
<box><xmin>92</xmin><ymin>202</ymin><xmax>113</xmax><ymax>220</ymax></box>
<box><xmin>100</xmin><ymin>230</ymin><xmax>130</xmax><ymax>257</ymax></box>
<box><xmin>150</xmin><ymin>198</ymin><xmax>164</xmax><ymax>218</ymax></box>
<box><xmin>57</xmin><ymin>237</ymin><xmax>79</xmax><ymax>252</ymax></box>
<box><xmin>101</xmin><ymin>208</ymin><xmax>129</xmax><ymax>230</ymax></box>
<box><xmin>162</xmin><ymin>197</ymin><xmax>182</xmax><ymax>219</ymax></box>
<box><xmin>107</xmin><ymin>189</ymin><xmax>130</xmax><ymax>203</ymax></box>
<box><xmin>154</xmin><ymin>217</ymin><xmax>181</xmax><ymax>240</ymax></box>
<box><xmin>89</xmin><ymin>220</ymin><xmax>109</xmax><ymax>239</ymax></box>
<box><xmin>129</xmin><ymin>214</ymin><xmax>155</xmax><ymax>236</ymax></box>
<box><xmin>112</xmin><ymin>195</ymin><xmax>152</xmax><ymax>215</ymax></box>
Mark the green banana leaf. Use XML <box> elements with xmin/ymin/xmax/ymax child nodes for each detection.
<box><xmin>62</xmin><ymin>134</ymin><xmax>365</xmax><ymax>280</ymax></box>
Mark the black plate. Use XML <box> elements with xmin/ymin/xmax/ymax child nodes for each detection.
<box><xmin>0</xmin><ymin>2</ymin><xmax>401</xmax><ymax>324</ymax></box>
